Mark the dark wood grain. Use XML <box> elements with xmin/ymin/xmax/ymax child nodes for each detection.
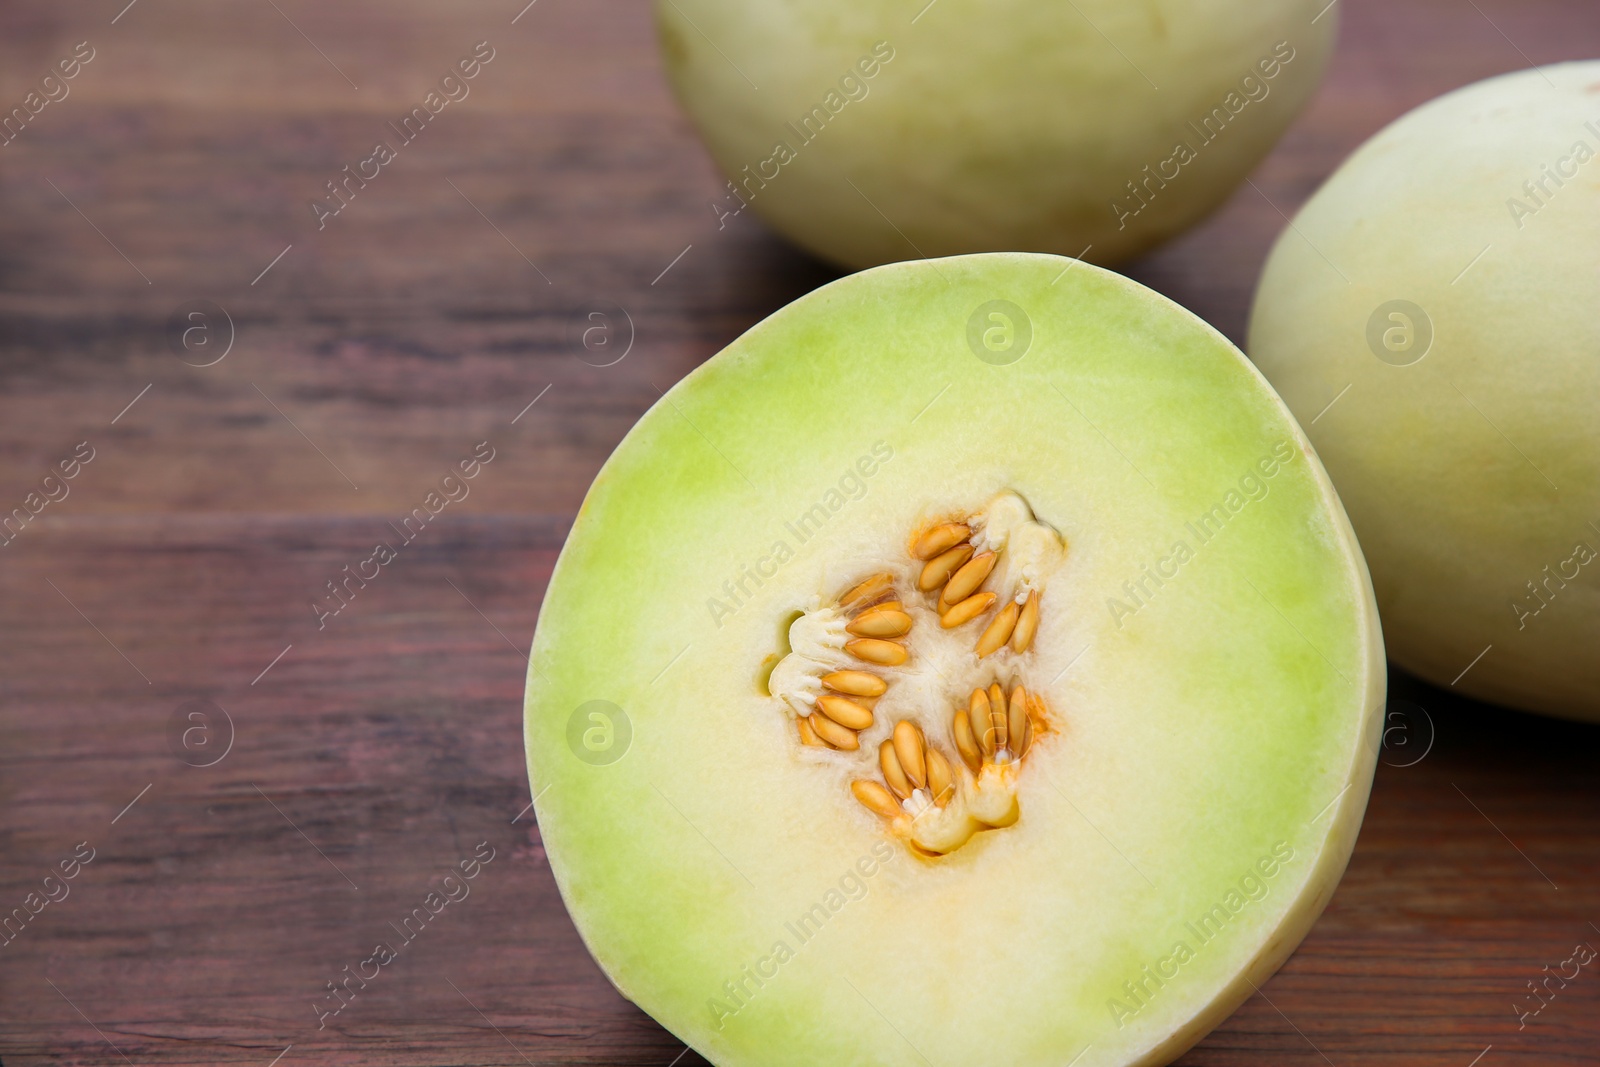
<box><xmin>1</xmin><ymin>0</ymin><xmax>1598</xmax><ymax>1064</ymax></box>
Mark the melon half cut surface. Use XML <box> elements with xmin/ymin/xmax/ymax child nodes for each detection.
<box><xmin>525</xmin><ymin>253</ymin><xmax>1383</xmax><ymax>1067</ymax></box>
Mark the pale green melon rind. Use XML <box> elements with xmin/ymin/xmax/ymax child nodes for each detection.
<box><xmin>1246</xmin><ymin>61</ymin><xmax>1600</xmax><ymax>721</ymax></box>
<box><xmin>527</xmin><ymin>253</ymin><xmax>1382</xmax><ymax>1066</ymax></box>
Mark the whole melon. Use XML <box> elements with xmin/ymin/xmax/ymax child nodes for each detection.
<box><xmin>657</xmin><ymin>0</ymin><xmax>1338</xmax><ymax>269</ymax></box>
<box><xmin>1248</xmin><ymin>62</ymin><xmax>1600</xmax><ymax>721</ymax></box>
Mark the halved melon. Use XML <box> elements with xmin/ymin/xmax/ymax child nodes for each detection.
<box><xmin>525</xmin><ymin>253</ymin><xmax>1383</xmax><ymax>1066</ymax></box>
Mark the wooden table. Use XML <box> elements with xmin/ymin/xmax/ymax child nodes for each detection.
<box><xmin>1</xmin><ymin>0</ymin><xmax>1596</xmax><ymax>1063</ymax></box>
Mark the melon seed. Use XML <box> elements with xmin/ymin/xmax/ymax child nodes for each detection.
<box><xmin>809</xmin><ymin>712</ymin><xmax>859</xmax><ymax>750</ymax></box>
<box><xmin>1008</xmin><ymin>685</ymin><xmax>1030</xmax><ymax>758</ymax></box>
<box><xmin>1012</xmin><ymin>590</ymin><xmax>1040</xmax><ymax>653</ymax></box>
<box><xmin>926</xmin><ymin>748</ymin><xmax>955</xmax><ymax>806</ymax></box>
<box><xmin>892</xmin><ymin>720</ymin><xmax>927</xmax><ymax>789</ymax></box>
<box><xmin>817</xmin><ymin>694</ymin><xmax>874</xmax><ymax>731</ymax></box>
<box><xmin>943</xmin><ymin>551</ymin><xmax>997</xmax><ymax>605</ymax></box>
<box><xmin>847</xmin><ymin>606</ymin><xmax>913</xmax><ymax>638</ymax></box>
<box><xmin>851</xmin><ymin>779</ymin><xmax>902</xmax><ymax>819</ymax></box>
<box><xmin>880</xmin><ymin>739</ymin><xmax>912</xmax><ymax>800</ymax></box>
<box><xmin>913</xmin><ymin>522</ymin><xmax>970</xmax><ymax>560</ymax></box>
<box><xmin>847</xmin><ymin>638</ymin><xmax>908</xmax><ymax>666</ymax></box>
<box><xmin>941</xmin><ymin>591</ymin><xmax>996</xmax><ymax>628</ymax></box>
<box><xmin>976</xmin><ymin>600</ymin><xmax>1021</xmax><ymax>657</ymax></box>
<box><xmin>841</xmin><ymin>573</ymin><xmax>896</xmax><ymax>607</ymax></box>
<box><xmin>953</xmin><ymin>708</ymin><xmax>981</xmax><ymax>773</ymax></box>
<box><xmin>988</xmin><ymin>683</ymin><xmax>1007</xmax><ymax>753</ymax></box>
<box><xmin>822</xmin><ymin>670</ymin><xmax>887</xmax><ymax>697</ymax></box>
<box><xmin>797</xmin><ymin>717</ymin><xmax>824</xmax><ymax>746</ymax></box>
<box><xmin>971</xmin><ymin>688</ymin><xmax>995</xmax><ymax>758</ymax></box>
<box><xmin>918</xmin><ymin>543</ymin><xmax>974</xmax><ymax>591</ymax></box>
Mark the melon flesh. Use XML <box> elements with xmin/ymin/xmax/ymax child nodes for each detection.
<box><xmin>526</xmin><ymin>253</ymin><xmax>1383</xmax><ymax>1066</ymax></box>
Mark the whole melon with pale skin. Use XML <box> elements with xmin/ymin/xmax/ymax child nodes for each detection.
<box><xmin>525</xmin><ymin>253</ymin><xmax>1383</xmax><ymax>1066</ymax></box>
<box><xmin>655</xmin><ymin>0</ymin><xmax>1337</xmax><ymax>270</ymax></box>
<box><xmin>1248</xmin><ymin>62</ymin><xmax>1600</xmax><ymax>722</ymax></box>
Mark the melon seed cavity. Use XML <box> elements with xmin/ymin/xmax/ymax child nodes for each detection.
<box><xmin>765</xmin><ymin>491</ymin><xmax>1066</xmax><ymax>857</ymax></box>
